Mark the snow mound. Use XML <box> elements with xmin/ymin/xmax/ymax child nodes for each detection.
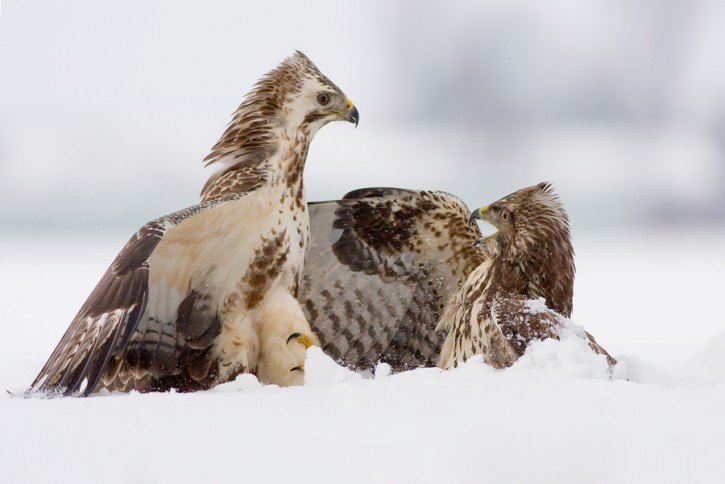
<box><xmin>622</xmin><ymin>330</ymin><xmax>725</xmax><ymax>387</ymax></box>
<box><xmin>511</xmin><ymin>322</ymin><xmax>628</xmax><ymax>380</ymax></box>
<box><xmin>304</xmin><ymin>346</ymin><xmax>363</xmax><ymax>386</ymax></box>
<box><xmin>373</xmin><ymin>361</ymin><xmax>392</xmax><ymax>379</ymax></box>
<box><xmin>210</xmin><ymin>373</ymin><xmax>264</xmax><ymax>392</ymax></box>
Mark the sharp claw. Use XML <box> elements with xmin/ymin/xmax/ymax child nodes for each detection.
<box><xmin>290</xmin><ymin>365</ymin><xmax>304</xmax><ymax>372</ymax></box>
<box><xmin>287</xmin><ymin>332</ymin><xmax>314</xmax><ymax>348</ymax></box>
<box><xmin>297</xmin><ymin>334</ymin><xmax>314</xmax><ymax>348</ymax></box>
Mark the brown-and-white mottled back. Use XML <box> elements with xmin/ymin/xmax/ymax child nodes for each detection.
<box><xmin>437</xmin><ymin>182</ymin><xmax>615</xmax><ymax>369</ymax></box>
<box><xmin>298</xmin><ymin>188</ymin><xmax>485</xmax><ymax>371</ymax></box>
<box><xmin>27</xmin><ymin>51</ymin><xmax>359</xmax><ymax>397</ymax></box>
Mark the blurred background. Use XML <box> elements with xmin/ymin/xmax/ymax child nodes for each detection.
<box><xmin>2</xmin><ymin>0</ymin><xmax>724</xmax><ymax>234</ymax></box>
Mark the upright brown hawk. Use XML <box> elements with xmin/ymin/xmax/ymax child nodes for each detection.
<box><xmin>437</xmin><ymin>182</ymin><xmax>615</xmax><ymax>369</ymax></box>
<box><xmin>27</xmin><ymin>51</ymin><xmax>359</xmax><ymax>397</ymax></box>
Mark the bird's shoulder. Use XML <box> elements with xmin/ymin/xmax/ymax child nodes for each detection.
<box><xmin>113</xmin><ymin>193</ymin><xmax>247</xmax><ymax>271</ymax></box>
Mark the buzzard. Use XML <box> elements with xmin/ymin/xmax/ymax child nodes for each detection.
<box><xmin>437</xmin><ymin>182</ymin><xmax>615</xmax><ymax>369</ymax></box>
<box><xmin>27</xmin><ymin>51</ymin><xmax>359</xmax><ymax>397</ymax></box>
<box><xmin>298</xmin><ymin>188</ymin><xmax>484</xmax><ymax>371</ymax></box>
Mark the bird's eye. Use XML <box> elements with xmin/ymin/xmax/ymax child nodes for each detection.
<box><xmin>317</xmin><ymin>93</ymin><xmax>331</xmax><ymax>106</ymax></box>
<box><xmin>501</xmin><ymin>211</ymin><xmax>510</xmax><ymax>221</ymax></box>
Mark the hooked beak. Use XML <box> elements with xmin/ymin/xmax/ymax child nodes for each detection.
<box><xmin>343</xmin><ymin>98</ymin><xmax>359</xmax><ymax>127</ymax></box>
<box><xmin>469</xmin><ymin>205</ymin><xmax>488</xmax><ymax>224</ymax></box>
<box><xmin>326</xmin><ymin>98</ymin><xmax>359</xmax><ymax>127</ymax></box>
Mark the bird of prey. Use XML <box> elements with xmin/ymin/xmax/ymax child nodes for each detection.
<box><xmin>298</xmin><ymin>187</ymin><xmax>485</xmax><ymax>371</ymax></box>
<box><xmin>437</xmin><ymin>182</ymin><xmax>615</xmax><ymax>369</ymax></box>
<box><xmin>27</xmin><ymin>51</ymin><xmax>359</xmax><ymax>397</ymax></box>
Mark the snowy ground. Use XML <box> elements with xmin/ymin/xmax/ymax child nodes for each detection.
<box><xmin>1</xmin><ymin>229</ymin><xmax>724</xmax><ymax>484</ymax></box>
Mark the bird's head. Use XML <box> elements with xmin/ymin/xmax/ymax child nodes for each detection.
<box><xmin>470</xmin><ymin>182</ymin><xmax>571</xmax><ymax>255</ymax></box>
<box><xmin>470</xmin><ymin>202</ymin><xmax>514</xmax><ymax>238</ymax></box>
<box><xmin>258</xmin><ymin>50</ymin><xmax>359</xmax><ymax>135</ymax></box>
<box><xmin>203</xmin><ymin>51</ymin><xmax>358</xmax><ymax>176</ymax></box>
<box><xmin>470</xmin><ymin>182</ymin><xmax>575</xmax><ymax>316</ymax></box>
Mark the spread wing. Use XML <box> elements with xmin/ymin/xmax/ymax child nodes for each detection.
<box><xmin>26</xmin><ymin>195</ymin><xmax>242</xmax><ymax>397</ymax></box>
<box><xmin>299</xmin><ymin>188</ymin><xmax>484</xmax><ymax>371</ymax></box>
<box><xmin>27</xmin><ymin>231</ymin><xmax>152</xmax><ymax>397</ymax></box>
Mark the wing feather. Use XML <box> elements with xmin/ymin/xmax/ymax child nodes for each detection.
<box><xmin>440</xmin><ymin>291</ymin><xmax>616</xmax><ymax>369</ymax></box>
<box><xmin>27</xmin><ymin>232</ymin><xmax>158</xmax><ymax>396</ymax></box>
<box><xmin>491</xmin><ymin>293</ymin><xmax>616</xmax><ymax>366</ymax></box>
<box><xmin>299</xmin><ymin>188</ymin><xmax>484</xmax><ymax>371</ymax></box>
<box><xmin>26</xmin><ymin>194</ymin><xmax>242</xmax><ymax>397</ymax></box>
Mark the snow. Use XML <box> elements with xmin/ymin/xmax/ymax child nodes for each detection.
<box><xmin>512</xmin><ymin>335</ymin><xmax>618</xmax><ymax>380</ymax></box>
<box><xmin>1</xmin><ymin>230</ymin><xmax>724</xmax><ymax>483</ymax></box>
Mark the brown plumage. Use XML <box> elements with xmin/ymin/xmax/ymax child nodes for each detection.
<box><xmin>437</xmin><ymin>182</ymin><xmax>615</xmax><ymax>369</ymax></box>
<box><xmin>27</xmin><ymin>51</ymin><xmax>359</xmax><ymax>397</ymax></box>
<box><xmin>298</xmin><ymin>188</ymin><xmax>484</xmax><ymax>371</ymax></box>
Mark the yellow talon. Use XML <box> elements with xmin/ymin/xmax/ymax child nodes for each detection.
<box><xmin>287</xmin><ymin>332</ymin><xmax>315</xmax><ymax>348</ymax></box>
<box><xmin>296</xmin><ymin>334</ymin><xmax>315</xmax><ymax>348</ymax></box>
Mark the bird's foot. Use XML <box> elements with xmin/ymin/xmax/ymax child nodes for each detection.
<box><xmin>287</xmin><ymin>332</ymin><xmax>315</xmax><ymax>372</ymax></box>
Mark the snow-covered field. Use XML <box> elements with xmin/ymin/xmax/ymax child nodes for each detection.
<box><xmin>1</xmin><ymin>229</ymin><xmax>724</xmax><ymax>484</ymax></box>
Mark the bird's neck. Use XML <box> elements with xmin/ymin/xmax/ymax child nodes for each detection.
<box><xmin>480</xmin><ymin>233</ymin><xmax>504</xmax><ymax>259</ymax></box>
<box><xmin>200</xmin><ymin>124</ymin><xmax>313</xmax><ymax>202</ymax></box>
<box><xmin>271</xmin><ymin>125</ymin><xmax>314</xmax><ymax>188</ymax></box>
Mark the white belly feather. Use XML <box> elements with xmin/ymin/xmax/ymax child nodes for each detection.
<box><xmin>145</xmin><ymin>183</ymin><xmax>311</xmax><ymax>384</ymax></box>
